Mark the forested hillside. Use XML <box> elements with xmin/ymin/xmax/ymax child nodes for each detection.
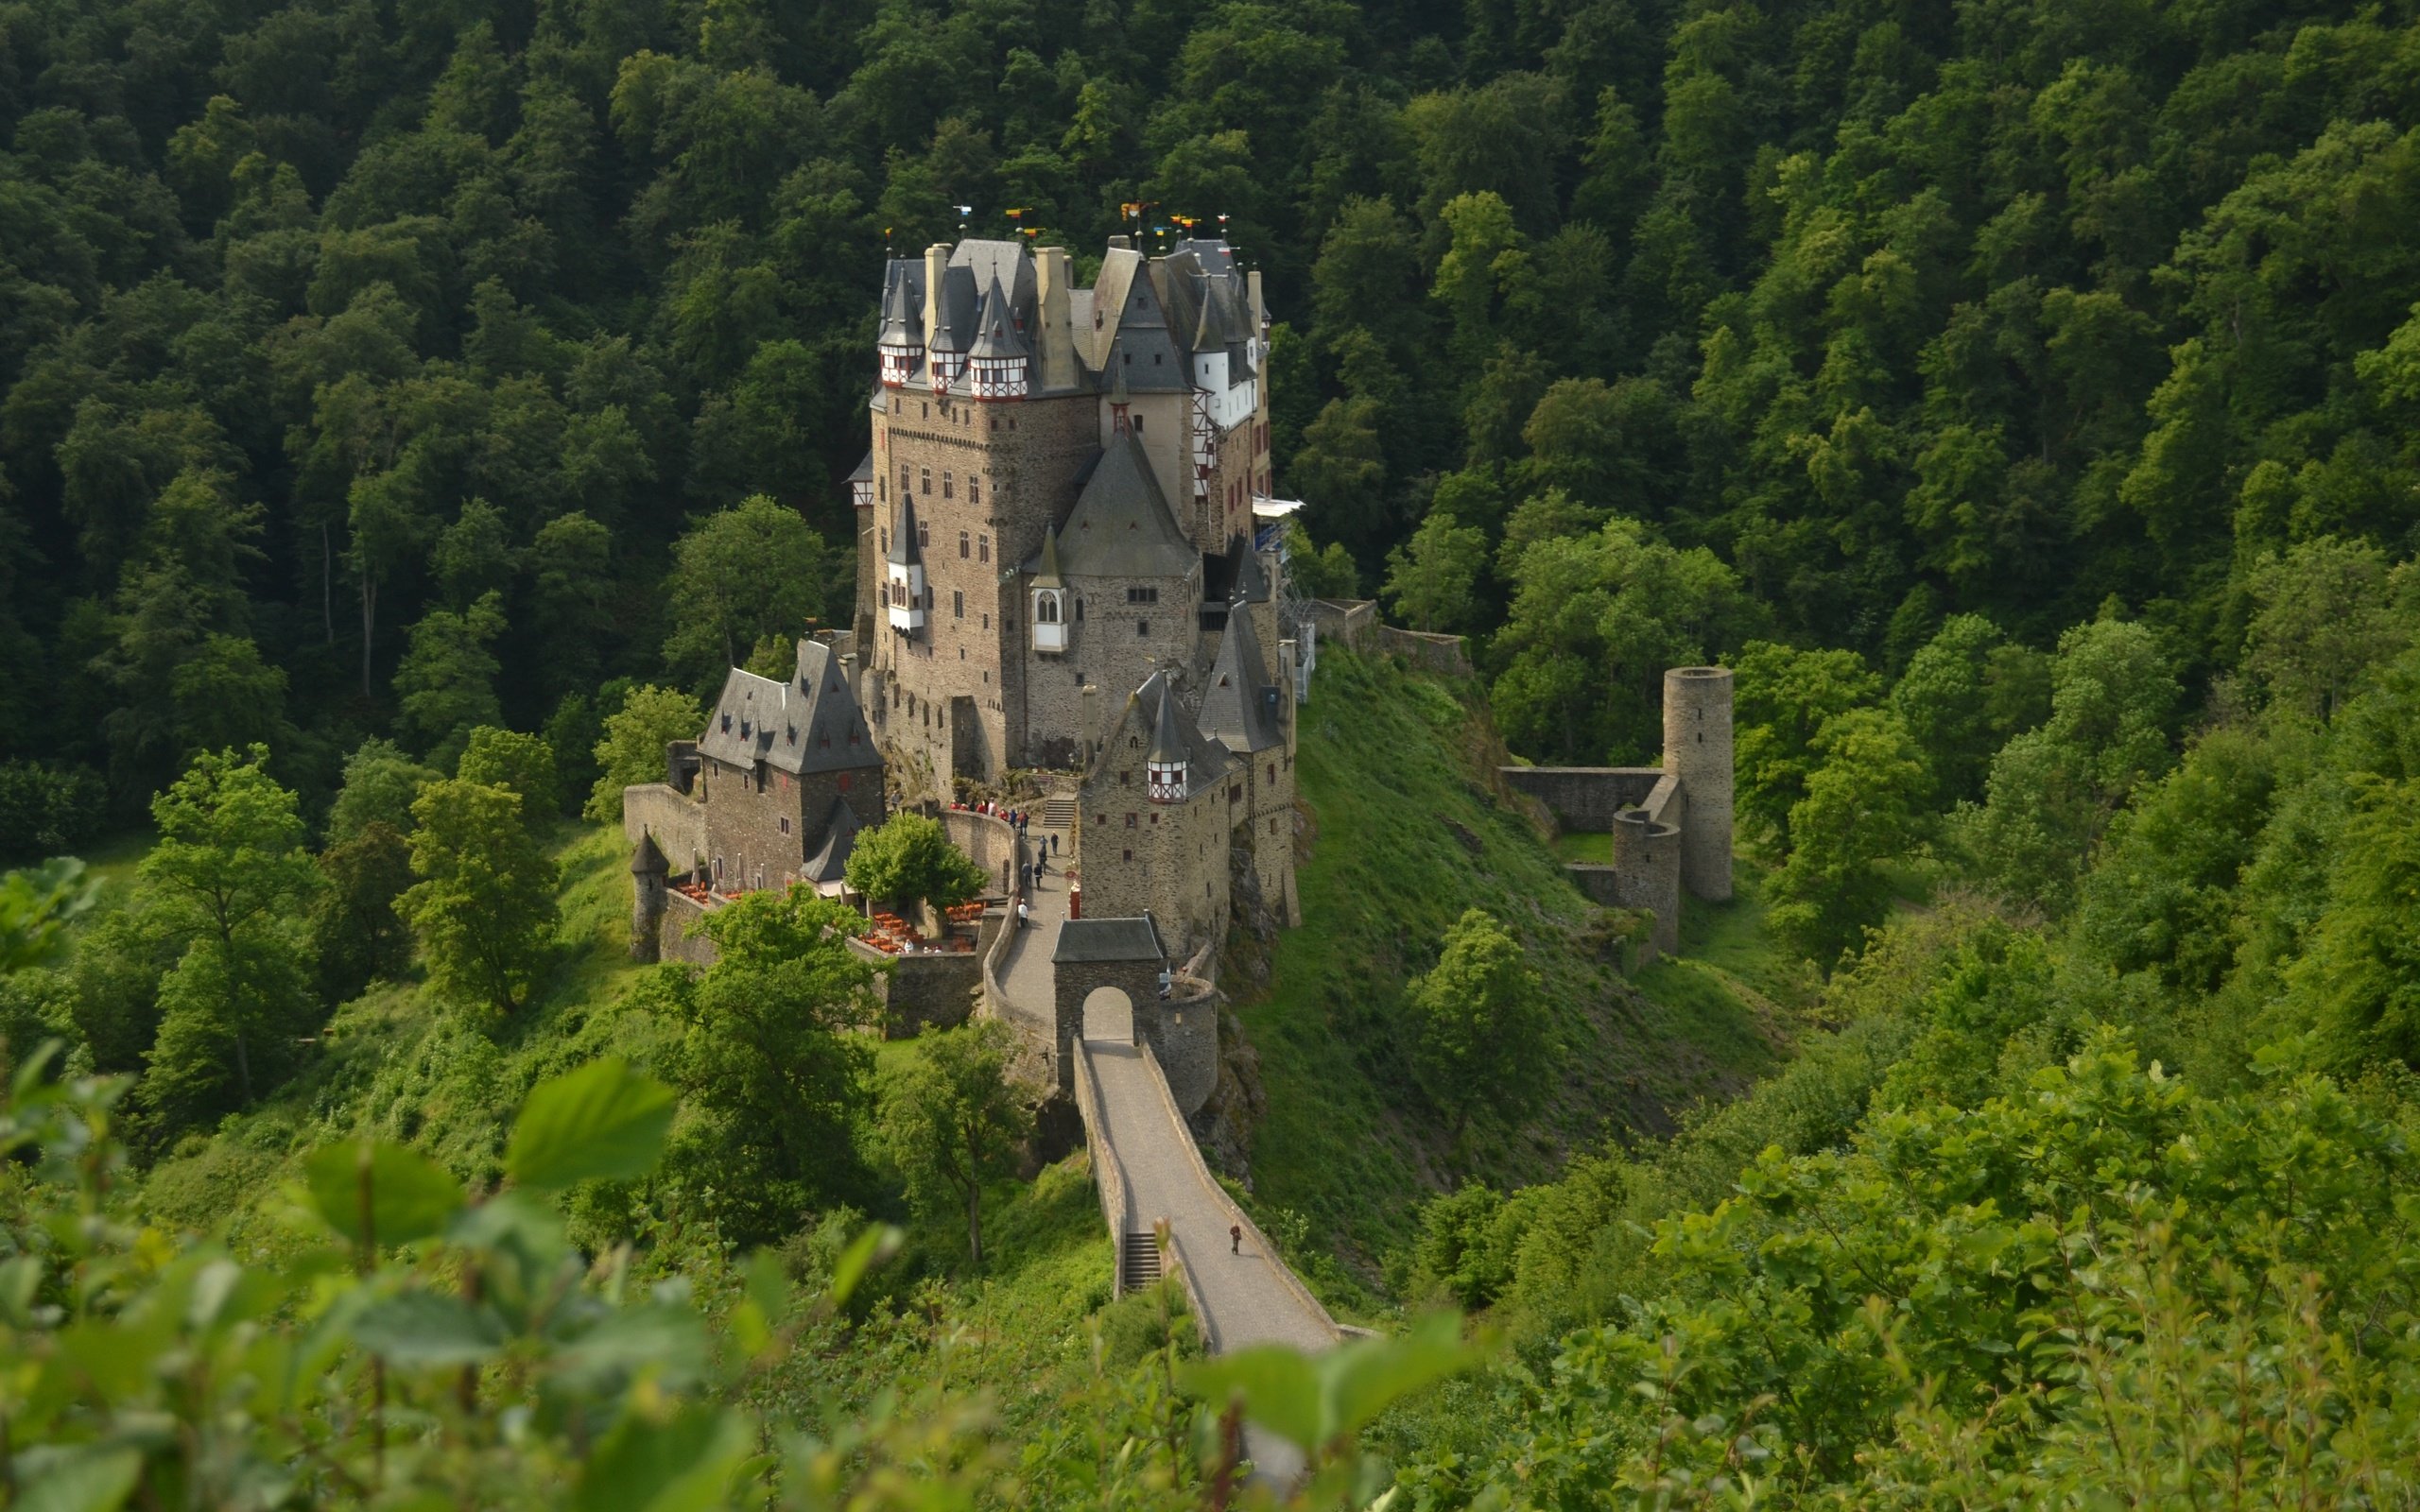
<box><xmin>10</xmin><ymin>0</ymin><xmax>2420</xmax><ymax>833</ymax></box>
<box><xmin>12</xmin><ymin>0</ymin><xmax>2420</xmax><ymax>1504</ymax></box>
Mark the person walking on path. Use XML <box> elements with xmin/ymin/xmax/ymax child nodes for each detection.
<box><xmin>1036</xmin><ymin>852</ymin><xmax>1048</xmax><ymax>882</ymax></box>
<box><xmin>1020</xmin><ymin>860</ymin><xmax>1032</xmax><ymax>891</ymax></box>
<box><xmin>1050</xmin><ymin>832</ymin><xmax>1059</xmax><ymax>856</ymax></box>
<box><xmin>1229</xmin><ymin>1224</ymin><xmax>1242</xmax><ymax>1255</ymax></box>
<box><xmin>1017</xmin><ymin>899</ymin><xmax>1030</xmax><ymax>930</ymax></box>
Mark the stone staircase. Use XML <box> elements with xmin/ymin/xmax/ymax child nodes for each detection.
<box><xmin>1120</xmin><ymin>1232</ymin><xmax>1163</xmax><ymax>1291</ymax></box>
<box><xmin>1042</xmin><ymin>795</ymin><xmax>1078</xmax><ymax>829</ymax></box>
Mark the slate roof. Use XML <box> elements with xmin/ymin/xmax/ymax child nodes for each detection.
<box><xmin>1030</xmin><ymin>523</ymin><xmax>1065</xmax><ymax>589</ymax></box>
<box><xmin>1100</xmin><ymin>261</ymin><xmax>1188</xmax><ymax>392</ymax></box>
<box><xmin>967</xmin><ymin>275</ymin><xmax>1030</xmax><ymax>359</ymax></box>
<box><xmin>847</xmin><ymin>450</ymin><xmax>873</xmax><ymax>488</ymax></box>
<box><xmin>801</xmin><ymin>797</ymin><xmax>863</xmax><ymax>884</ymax></box>
<box><xmin>630</xmin><ymin>832</ymin><xmax>668</xmax><ymax>874</ymax></box>
<box><xmin>887</xmin><ymin>493</ymin><xmax>922</xmax><ymax>567</ymax></box>
<box><xmin>697</xmin><ymin>640</ymin><xmax>877</xmax><ymax>776</ymax></box>
<box><xmin>1112</xmin><ymin>669</ymin><xmax>1238</xmax><ymax>787</ymax></box>
<box><xmin>878</xmin><ymin>270</ymin><xmax>923</xmax><ymax>348</ymax></box>
<box><xmin>1048</xmin><ymin>433</ymin><xmax>1198</xmax><ymax>580</ymax></box>
<box><xmin>1199</xmin><ymin>605</ymin><xmax>1284</xmax><ymax>754</ymax></box>
<box><xmin>1053</xmin><ymin>914</ymin><xmax>1167</xmax><ymax>964</ymax></box>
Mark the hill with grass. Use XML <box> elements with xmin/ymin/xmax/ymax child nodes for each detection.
<box><xmin>1218</xmin><ymin>647</ymin><xmax>1806</xmax><ymax>1299</ymax></box>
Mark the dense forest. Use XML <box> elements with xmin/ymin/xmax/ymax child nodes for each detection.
<box><xmin>10</xmin><ymin>0</ymin><xmax>2420</xmax><ymax>1504</ymax></box>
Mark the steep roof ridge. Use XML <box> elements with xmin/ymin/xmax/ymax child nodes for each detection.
<box><xmin>1198</xmin><ymin>596</ymin><xmax>1282</xmax><ymax>753</ymax></box>
<box><xmin>1051</xmin><ymin>431</ymin><xmax>1197</xmax><ymax>579</ymax></box>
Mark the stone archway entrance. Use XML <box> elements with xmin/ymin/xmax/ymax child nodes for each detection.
<box><xmin>1049</xmin><ymin>915</ymin><xmax>1167</xmax><ymax>1091</ymax></box>
<box><xmin>1082</xmin><ymin>986</ymin><xmax>1134</xmax><ymax>1044</ymax></box>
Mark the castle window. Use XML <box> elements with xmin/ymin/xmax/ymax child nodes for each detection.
<box><xmin>1125</xmin><ymin>814</ymin><xmax>1136</xmax><ymax>828</ymax></box>
<box><xmin>978</xmin><ymin>533</ymin><xmax>990</xmax><ymax>562</ymax></box>
<box><xmin>1134</xmin><ymin>414</ymin><xmax>1145</xmax><ymax>433</ymax></box>
<box><xmin>920</xmin><ymin>466</ymin><xmax>931</xmax><ymax>495</ymax></box>
<box><xmin>959</xmin><ymin>530</ymin><xmax>970</xmax><ymax>558</ymax></box>
<box><xmin>838</xmin><ymin>772</ymin><xmax>852</xmax><ymax>790</ymax></box>
<box><xmin>971</xmin><ymin>477</ymin><xmax>981</xmax><ymax>506</ymax></box>
<box><xmin>779</xmin><ymin>816</ymin><xmax>791</xmax><ymax>835</ymax></box>
<box><xmin>1125</xmin><ymin>586</ymin><xmax>1158</xmax><ymax>604</ymax></box>
<box><xmin>942</xmin><ymin>471</ymin><xmax>954</xmax><ymax>499</ymax></box>
<box><xmin>1150</xmin><ymin>813</ymin><xmax>1159</xmax><ymax>824</ymax></box>
<box><xmin>880</xmin><ymin>528</ymin><xmax>889</xmax><ymax>553</ymax></box>
<box><xmin>918</xmin><ymin>519</ymin><xmax>930</xmax><ymax>547</ymax></box>
<box><xmin>900</xmin><ymin>464</ymin><xmax>910</xmax><ymax>493</ymax></box>
<box><xmin>953</xmin><ymin>591</ymin><xmax>964</xmax><ymax>618</ymax></box>
<box><xmin>1123</xmin><ymin>849</ymin><xmax>1132</xmax><ymax>861</ymax></box>
<box><xmin>1136</xmin><ymin>620</ymin><xmax>1149</xmax><ymax>636</ymax></box>
<box><xmin>1270</xmin><ymin>817</ymin><xmax>1278</xmax><ymax>833</ymax></box>
<box><xmin>1119</xmin><ymin>770</ymin><xmax>1130</xmax><ymax>785</ymax></box>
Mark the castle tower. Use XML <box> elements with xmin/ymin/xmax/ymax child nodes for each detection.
<box><xmin>630</xmin><ymin>832</ymin><xmax>668</xmax><ymax>963</ymax></box>
<box><xmin>1611</xmin><ymin>808</ymin><xmax>1682</xmax><ymax>960</ymax></box>
<box><xmin>1663</xmin><ymin>666</ymin><xmax>1734</xmax><ymax>901</ymax></box>
<box><xmin>1146</xmin><ymin>680</ymin><xmax>1189</xmax><ymax>801</ymax></box>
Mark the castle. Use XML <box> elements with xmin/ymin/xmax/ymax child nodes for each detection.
<box><xmin>627</xmin><ymin>233</ymin><xmax>1301</xmax><ymax>975</ymax></box>
<box><xmin>847</xmin><ymin>234</ymin><xmax>1300</xmax><ymax>959</ymax></box>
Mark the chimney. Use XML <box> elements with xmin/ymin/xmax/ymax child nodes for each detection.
<box><xmin>1108</xmin><ymin>234</ymin><xmax>1132</xmax><ymax>250</ymax></box>
<box><xmin>1035</xmin><ymin>245</ymin><xmax>1078</xmax><ymax>392</ymax></box>
<box><xmin>1080</xmin><ymin>682</ymin><xmax>1100</xmax><ymax>763</ymax></box>
<box><xmin>1247</xmin><ymin>268</ymin><xmax>1267</xmax><ymax>336</ymax></box>
<box><xmin>924</xmin><ymin>242</ymin><xmax>951</xmax><ymax>350</ymax></box>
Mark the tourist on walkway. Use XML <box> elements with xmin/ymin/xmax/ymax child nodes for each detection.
<box><xmin>1035</xmin><ymin>854</ymin><xmax>1048</xmax><ymax>884</ymax></box>
<box><xmin>1050</xmin><ymin>832</ymin><xmax>1059</xmax><ymax>855</ymax></box>
<box><xmin>1230</xmin><ymin>1224</ymin><xmax>1241</xmax><ymax>1255</ymax></box>
<box><xmin>1019</xmin><ymin>861</ymin><xmax>1032</xmax><ymax>891</ymax></box>
<box><xmin>1017</xmin><ymin>899</ymin><xmax>1030</xmax><ymax>930</ymax></box>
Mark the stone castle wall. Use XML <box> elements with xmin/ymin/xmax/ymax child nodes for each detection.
<box><xmin>848</xmin><ymin>936</ymin><xmax>982</xmax><ymax>1038</ymax></box>
<box><xmin>941</xmin><ymin>808</ymin><xmax>1023</xmax><ymax>896</ymax></box>
<box><xmin>1663</xmin><ymin>667</ymin><xmax>1735</xmax><ymax>902</ymax></box>
<box><xmin>622</xmin><ymin>783</ymin><xmax>706</xmax><ymax>872</ymax></box>
<box><xmin>1498</xmin><ymin>766</ymin><xmax>1665</xmax><ymax>833</ymax></box>
<box><xmin>1135</xmin><ymin>974</ymin><xmax>1222</xmax><ymax>1117</ymax></box>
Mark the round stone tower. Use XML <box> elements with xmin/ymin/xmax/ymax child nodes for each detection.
<box><xmin>1663</xmin><ymin>666</ymin><xmax>1734</xmax><ymax>902</ymax></box>
<box><xmin>1611</xmin><ymin>808</ymin><xmax>1683</xmax><ymax>961</ymax></box>
<box><xmin>630</xmin><ymin>832</ymin><xmax>669</xmax><ymax>964</ymax></box>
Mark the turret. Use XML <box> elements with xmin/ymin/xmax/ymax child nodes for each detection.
<box><xmin>966</xmin><ymin>276</ymin><xmax>1030</xmax><ymax>400</ymax></box>
<box><xmin>629</xmin><ymin>832</ymin><xmax>668</xmax><ymax>963</ymax></box>
<box><xmin>1663</xmin><ymin>666</ymin><xmax>1734</xmax><ymax>901</ymax></box>
<box><xmin>885</xmin><ymin>493</ymin><xmax>925</xmax><ymax>635</ymax></box>
<box><xmin>1107</xmin><ymin>364</ymin><xmax>1132</xmax><ymax>435</ymax></box>
<box><xmin>1145</xmin><ymin>679</ymin><xmax>1188</xmax><ymax>802</ymax></box>
<box><xmin>876</xmin><ymin>274</ymin><xmax>923</xmax><ymax>387</ymax></box>
<box><xmin>1030</xmin><ymin>524</ymin><xmax>1068</xmax><ymax>654</ymax></box>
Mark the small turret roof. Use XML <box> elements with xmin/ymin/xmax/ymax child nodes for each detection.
<box><xmin>968</xmin><ymin>275</ymin><xmax>1029</xmax><ymax>360</ymax></box>
<box><xmin>1030</xmin><ymin>523</ymin><xmax>1065</xmax><ymax>589</ymax></box>
<box><xmin>847</xmin><ymin>450</ymin><xmax>874</xmax><ymax>486</ymax></box>
<box><xmin>630</xmin><ymin>831</ymin><xmax>668</xmax><ymax>874</ymax></box>
<box><xmin>878</xmin><ymin>271</ymin><xmax>922</xmax><ymax>348</ymax></box>
<box><xmin>1149</xmin><ymin>676</ymin><xmax>1189</xmax><ymax>765</ymax></box>
<box><xmin>887</xmin><ymin>493</ymin><xmax>922</xmax><ymax>567</ymax></box>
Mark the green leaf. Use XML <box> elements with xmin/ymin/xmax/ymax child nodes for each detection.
<box><xmin>574</xmin><ymin>1406</ymin><xmax>752</xmax><ymax>1512</ymax></box>
<box><xmin>826</xmin><ymin>1224</ymin><xmax>903</xmax><ymax>1308</ymax></box>
<box><xmin>554</xmin><ymin>1305</ymin><xmax>710</xmax><ymax>1394</ymax></box>
<box><xmin>1181</xmin><ymin>1313</ymin><xmax>1479</xmax><ymax>1455</ymax></box>
<box><xmin>302</xmin><ymin>1139</ymin><xmax>464</xmax><ymax>1249</ymax></box>
<box><xmin>352</xmin><ymin>1292</ymin><xmax>507</xmax><ymax>1366</ymax></box>
<box><xmin>15</xmin><ymin>1446</ymin><xmax>142</xmax><ymax>1512</ymax></box>
<box><xmin>507</xmin><ymin>1057</ymin><xmax>678</xmax><ymax>1190</ymax></box>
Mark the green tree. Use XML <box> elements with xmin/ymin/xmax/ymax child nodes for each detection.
<box><xmin>1283</xmin><ymin>520</ymin><xmax>1361</xmax><ymax>599</ymax></box>
<box><xmin>663</xmin><ymin>493</ymin><xmax>834</xmax><ymax>683</ymax></box>
<box><xmin>137</xmin><ymin>747</ymin><xmax>322</xmax><ymax>1128</ymax></box>
<box><xmin>457</xmin><ymin>726</ymin><xmax>559</xmax><ymax>819</ymax></box>
<box><xmin>1765</xmin><ymin>709</ymin><xmax>1930</xmax><ymax>967</ymax></box>
<box><xmin>1732</xmin><ymin>641</ymin><xmax>1884</xmax><ymax>854</ymax></box>
<box><xmin>2285</xmin><ymin>772</ymin><xmax>2420</xmax><ymax>1069</ymax></box>
<box><xmin>394</xmin><ymin>591</ymin><xmax>508</xmax><ymax>765</ymax></box>
<box><xmin>843</xmin><ymin>812</ymin><xmax>986</xmax><ymax>916</ymax></box>
<box><xmin>430</xmin><ymin>497</ymin><xmax>517</xmax><ymax>609</ymax></box>
<box><xmin>327</xmin><ymin>738</ymin><xmax>440</xmax><ymax>844</ymax></box>
<box><xmin>529</xmin><ymin>510</ymin><xmax>616</xmax><ymax>697</ymax></box>
<box><xmin>874</xmin><ymin>1018</ymin><xmax>1032</xmax><ymax>1265</ymax></box>
<box><xmin>1405</xmin><ymin>908</ymin><xmax>1553</xmax><ymax>1136</ymax></box>
<box><xmin>1383</xmin><ymin>511</ymin><xmax>1488</xmax><ymax>634</ymax></box>
<box><xmin>585</xmin><ymin>685</ymin><xmax>704</xmax><ymax>821</ymax></box>
<box><xmin>1958</xmin><ymin>617</ymin><xmax>2183</xmax><ymax>912</ymax></box>
<box><xmin>313</xmin><ymin>820</ymin><xmax>415</xmax><ymax>1004</ymax></box>
<box><xmin>2240</xmin><ymin>538</ymin><xmax>2417</xmax><ymax>723</ymax></box>
<box><xmin>396</xmin><ymin>776</ymin><xmax>557</xmax><ymax>1014</ymax></box>
<box><xmin>1890</xmin><ymin>615</ymin><xmax>2050</xmax><ymax>807</ymax></box>
<box><xmin>656</xmin><ymin>887</ymin><xmax>880</xmax><ymax>1244</ymax></box>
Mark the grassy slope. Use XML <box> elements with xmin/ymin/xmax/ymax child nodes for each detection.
<box><xmin>132</xmin><ymin>822</ymin><xmax>1174</xmax><ymax>1430</ymax></box>
<box><xmin>1234</xmin><ymin>650</ymin><xmax>1800</xmax><ymax>1280</ymax></box>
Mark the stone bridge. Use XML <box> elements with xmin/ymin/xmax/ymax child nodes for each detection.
<box><xmin>989</xmin><ymin>815</ymin><xmax>1340</xmax><ymax>1484</ymax></box>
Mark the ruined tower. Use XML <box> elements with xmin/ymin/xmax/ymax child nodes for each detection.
<box><xmin>1662</xmin><ymin>666</ymin><xmax>1735</xmax><ymax>902</ymax></box>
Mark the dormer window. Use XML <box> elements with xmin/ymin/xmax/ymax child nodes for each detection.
<box><xmin>1148</xmin><ymin>752</ymin><xmax>1187</xmax><ymax>802</ymax></box>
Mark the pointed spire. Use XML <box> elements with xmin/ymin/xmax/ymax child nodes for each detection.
<box><xmin>630</xmin><ymin>832</ymin><xmax>668</xmax><ymax>874</ymax></box>
<box><xmin>879</xmin><ymin>272</ymin><xmax>922</xmax><ymax>348</ymax></box>
<box><xmin>968</xmin><ymin>275</ymin><xmax>1029</xmax><ymax>358</ymax></box>
<box><xmin>1149</xmin><ymin>677</ymin><xmax>1187</xmax><ymax>765</ymax></box>
<box><xmin>1033</xmin><ymin>522</ymin><xmax>1065</xmax><ymax>588</ymax></box>
<box><xmin>888</xmin><ymin>492</ymin><xmax>922</xmax><ymax>566</ymax></box>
